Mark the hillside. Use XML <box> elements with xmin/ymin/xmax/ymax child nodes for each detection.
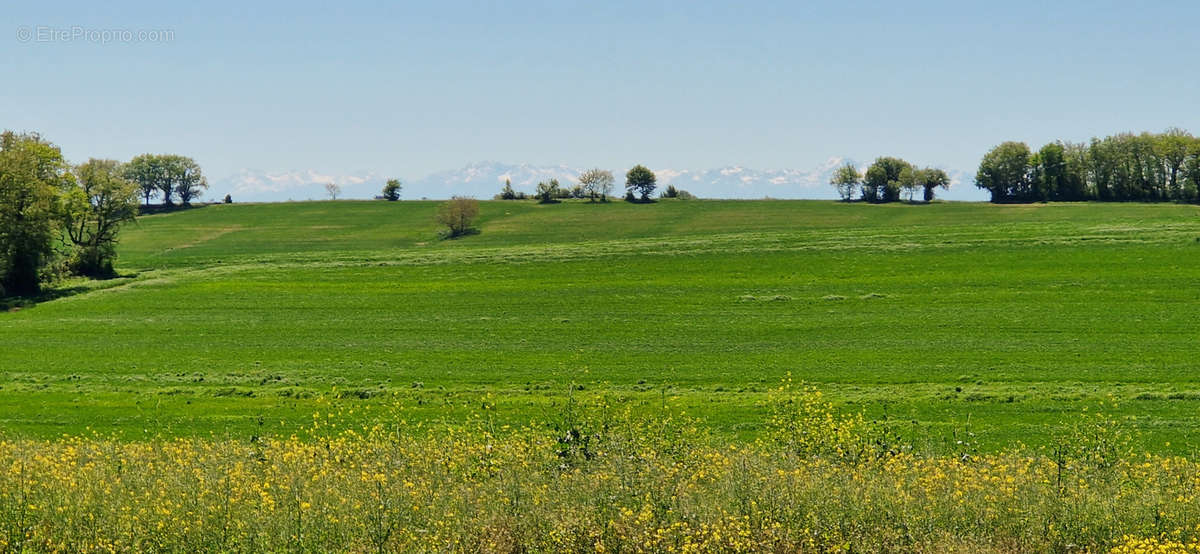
<box><xmin>4</xmin><ymin>199</ymin><xmax>1200</xmax><ymax>449</ymax></box>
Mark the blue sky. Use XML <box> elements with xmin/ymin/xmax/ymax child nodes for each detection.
<box><xmin>4</xmin><ymin>1</ymin><xmax>1199</xmax><ymax>199</ymax></box>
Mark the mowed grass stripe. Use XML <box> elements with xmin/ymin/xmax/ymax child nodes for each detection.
<box><xmin>2</xmin><ymin>200</ymin><xmax>1199</xmax><ymax>448</ymax></box>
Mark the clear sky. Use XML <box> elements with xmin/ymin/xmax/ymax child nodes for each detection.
<box><xmin>4</xmin><ymin>1</ymin><xmax>1199</xmax><ymax>196</ymax></box>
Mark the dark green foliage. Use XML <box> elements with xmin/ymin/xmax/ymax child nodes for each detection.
<box><xmin>497</xmin><ymin>179</ymin><xmax>528</xmax><ymax>200</ymax></box>
<box><xmin>536</xmin><ymin>179</ymin><xmax>561</xmax><ymax>204</ymax></box>
<box><xmin>976</xmin><ymin>142</ymin><xmax>1033</xmax><ymax>202</ymax></box>
<box><xmin>382</xmin><ymin>179</ymin><xmax>402</xmax><ymax>201</ymax></box>
<box><xmin>979</xmin><ymin>129</ymin><xmax>1200</xmax><ymax>203</ymax></box>
<box><xmin>863</xmin><ymin>157</ymin><xmax>912</xmax><ymax>203</ymax></box>
<box><xmin>625</xmin><ymin>165</ymin><xmax>657</xmax><ymax>201</ymax></box>
<box><xmin>0</xmin><ymin>131</ymin><xmax>73</xmax><ymax>296</ymax></box>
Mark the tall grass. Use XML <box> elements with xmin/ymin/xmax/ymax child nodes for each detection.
<box><xmin>0</xmin><ymin>385</ymin><xmax>1197</xmax><ymax>552</ymax></box>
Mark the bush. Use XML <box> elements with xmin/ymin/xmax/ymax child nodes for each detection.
<box><xmin>536</xmin><ymin>180</ymin><xmax>561</xmax><ymax>204</ymax></box>
<box><xmin>223</xmin><ymin>194</ymin><xmax>233</xmax><ymax>204</ymax></box>
<box><xmin>381</xmin><ymin>179</ymin><xmax>402</xmax><ymax>201</ymax></box>
<box><xmin>435</xmin><ymin>196</ymin><xmax>480</xmax><ymax>238</ymax></box>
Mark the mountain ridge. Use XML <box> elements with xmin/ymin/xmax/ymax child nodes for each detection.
<box><xmin>218</xmin><ymin>159</ymin><xmax>983</xmax><ymax>202</ymax></box>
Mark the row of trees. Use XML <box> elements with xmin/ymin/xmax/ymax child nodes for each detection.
<box><xmin>498</xmin><ymin>165</ymin><xmax>679</xmax><ymax>203</ymax></box>
<box><xmin>830</xmin><ymin>158</ymin><xmax>950</xmax><ymax>203</ymax></box>
<box><xmin>0</xmin><ymin>132</ymin><xmax>151</xmax><ymax>296</ymax></box>
<box><xmin>125</xmin><ymin>154</ymin><xmax>208</xmax><ymax>206</ymax></box>
<box><xmin>976</xmin><ymin>129</ymin><xmax>1200</xmax><ymax>203</ymax></box>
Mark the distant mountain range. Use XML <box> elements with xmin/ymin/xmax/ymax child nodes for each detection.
<box><xmin>218</xmin><ymin>159</ymin><xmax>984</xmax><ymax>202</ymax></box>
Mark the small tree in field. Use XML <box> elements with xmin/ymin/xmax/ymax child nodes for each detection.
<box><xmin>382</xmin><ymin>179</ymin><xmax>402</xmax><ymax>201</ymax></box>
<box><xmin>625</xmin><ymin>164</ymin><xmax>657</xmax><ymax>201</ymax></box>
<box><xmin>830</xmin><ymin>163</ymin><xmax>861</xmax><ymax>201</ymax></box>
<box><xmin>435</xmin><ymin>196</ymin><xmax>479</xmax><ymax>238</ymax></box>
<box><xmin>535</xmin><ymin>179</ymin><xmax>561</xmax><ymax>204</ymax></box>
<box><xmin>577</xmin><ymin>168</ymin><xmax>614</xmax><ymax>202</ymax></box>
<box><xmin>325</xmin><ymin>182</ymin><xmax>341</xmax><ymax>200</ymax></box>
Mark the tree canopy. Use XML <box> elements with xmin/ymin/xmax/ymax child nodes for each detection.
<box><xmin>625</xmin><ymin>165</ymin><xmax>657</xmax><ymax>201</ymax></box>
<box><xmin>976</xmin><ymin>129</ymin><xmax>1200</xmax><ymax>203</ymax></box>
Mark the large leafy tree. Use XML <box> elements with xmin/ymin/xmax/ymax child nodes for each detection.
<box><xmin>0</xmin><ymin>131</ymin><xmax>74</xmax><ymax>296</ymax></box>
<box><xmin>976</xmin><ymin>142</ymin><xmax>1032</xmax><ymax>202</ymax></box>
<box><xmin>125</xmin><ymin>154</ymin><xmax>164</xmax><ymax>205</ymax></box>
<box><xmin>62</xmin><ymin>159</ymin><xmax>140</xmax><ymax>277</ymax></box>
<box><xmin>124</xmin><ymin>154</ymin><xmax>207</xmax><ymax>206</ymax></box>
<box><xmin>863</xmin><ymin>157</ymin><xmax>911</xmax><ymax>203</ymax></box>
<box><xmin>169</xmin><ymin>156</ymin><xmax>207</xmax><ymax>205</ymax></box>
<box><xmin>829</xmin><ymin>163</ymin><xmax>860</xmax><ymax>201</ymax></box>
<box><xmin>625</xmin><ymin>165</ymin><xmax>657</xmax><ymax>201</ymax></box>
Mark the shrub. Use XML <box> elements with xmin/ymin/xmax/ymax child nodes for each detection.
<box><xmin>498</xmin><ymin>179</ymin><xmax>529</xmax><ymax>200</ymax></box>
<box><xmin>435</xmin><ymin>196</ymin><xmax>480</xmax><ymax>238</ymax></box>
<box><xmin>381</xmin><ymin>179</ymin><xmax>402</xmax><ymax>201</ymax></box>
<box><xmin>535</xmin><ymin>180</ymin><xmax>561</xmax><ymax>204</ymax></box>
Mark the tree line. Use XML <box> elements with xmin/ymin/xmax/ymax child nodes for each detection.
<box><xmin>976</xmin><ymin>128</ymin><xmax>1200</xmax><ymax>203</ymax></box>
<box><xmin>495</xmin><ymin>165</ymin><xmax>689</xmax><ymax>203</ymax></box>
<box><xmin>829</xmin><ymin>158</ymin><xmax>950</xmax><ymax>203</ymax></box>
<box><xmin>0</xmin><ymin>130</ymin><xmax>208</xmax><ymax>297</ymax></box>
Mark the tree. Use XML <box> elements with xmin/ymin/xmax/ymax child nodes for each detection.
<box><xmin>62</xmin><ymin>159</ymin><xmax>140</xmax><ymax>277</ymax></box>
<box><xmin>898</xmin><ymin>167</ymin><xmax>921</xmax><ymax>202</ymax></box>
<box><xmin>325</xmin><ymin>182</ymin><xmax>341</xmax><ymax>200</ymax></box>
<box><xmin>535</xmin><ymin>179</ymin><xmax>561</xmax><ymax>204</ymax></box>
<box><xmin>0</xmin><ymin>131</ymin><xmax>73</xmax><ymax>296</ymax></box>
<box><xmin>124</xmin><ymin>154</ymin><xmax>163</xmax><ymax>206</ymax></box>
<box><xmin>168</xmin><ymin>156</ymin><xmax>207</xmax><ymax>205</ymax></box>
<box><xmin>976</xmin><ymin>142</ymin><xmax>1032</xmax><ymax>202</ymax></box>
<box><xmin>863</xmin><ymin>157</ymin><xmax>911</xmax><ymax>203</ymax></box>
<box><xmin>123</xmin><ymin>154</ymin><xmax>205</xmax><ymax>206</ymax></box>
<box><xmin>382</xmin><ymin>179</ymin><xmax>402</xmax><ymax>201</ymax></box>
<box><xmin>662</xmin><ymin>185</ymin><xmax>679</xmax><ymax>198</ymax></box>
<box><xmin>918</xmin><ymin>167</ymin><xmax>950</xmax><ymax>202</ymax></box>
<box><xmin>435</xmin><ymin>196</ymin><xmax>479</xmax><ymax>238</ymax></box>
<box><xmin>829</xmin><ymin>163</ymin><xmax>860</xmax><ymax>201</ymax></box>
<box><xmin>625</xmin><ymin>165</ymin><xmax>657</xmax><ymax>201</ymax></box>
<box><xmin>1156</xmin><ymin>128</ymin><xmax>1194</xmax><ymax>200</ymax></box>
<box><xmin>577</xmin><ymin>168</ymin><xmax>614</xmax><ymax>201</ymax></box>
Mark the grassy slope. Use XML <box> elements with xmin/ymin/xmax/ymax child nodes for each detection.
<box><xmin>3</xmin><ymin>200</ymin><xmax>1200</xmax><ymax>450</ymax></box>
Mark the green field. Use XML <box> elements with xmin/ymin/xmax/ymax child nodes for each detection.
<box><xmin>4</xmin><ymin>200</ymin><xmax>1200</xmax><ymax>451</ymax></box>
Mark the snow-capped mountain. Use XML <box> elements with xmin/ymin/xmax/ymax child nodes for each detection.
<box><xmin>214</xmin><ymin>158</ymin><xmax>985</xmax><ymax>202</ymax></box>
<box><xmin>411</xmin><ymin>162</ymin><xmax>582</xmax><ymax>199</ymax></box>
<box><xmin>222</xmin><ymin>169</ymin><xmax>384</xmax><ymax>202</ymax></box>
<box><xmin>408</xmin><ymin>158</ymin><xmax>865</xmax><ymax>200</ymax></box>
<box><xmin>654</xmin><ymin>157</ymin><xmax>855</xmax><ymax>199</ymax></box>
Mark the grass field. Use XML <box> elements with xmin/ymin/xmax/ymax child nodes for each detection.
<box><xmin>4</xmin><ymin>199</ymin><xmax>1200</xmax><ymax>452</ymax></box>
